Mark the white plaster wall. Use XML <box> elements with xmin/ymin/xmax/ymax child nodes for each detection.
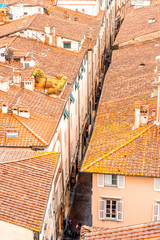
<box><xmin>47</xmin><ymin>104</ymin><xmax>69</xmax><ymax>188</ymax></box>
<box><xmin>0</xmin><ymin>81</ymin><xmax>9</xmax><ymax>92</ymax></box>
<box><xmin>0</xmin><ymin>47</ymin><xmax>6</xmax><ymax>62</ymax></box>
<box><xmin>69</xmin><ymin>84</ymin><xmax>79</xmax><ymax>162</ymax></box>
<box><xmin>39</xmin><ymin>155</ymin><xmax>62</xmax><ymax>240</ymax></box>
<box><xmin>10</xmin><ymin>4</ymin><xmax>44</xmax><ymax>20</ymax></box>
<box><xmin>0</xmin><ymin>221</ymin><xmax>33</xmax><ymax>240</ymax></box>
<box><xmin>79</xmin><ymin>57</ymin><xmax>88</xmax><ymax>129</ymax></box>
<box><xmin>57</xmin><ymin>36</ymin><xmax>79</xmax><ymax>51</ymax></box>
<box><xmin>57</xmin><ymin>1</ymin><xmax>99</xmax><ymax>16</ymax></box>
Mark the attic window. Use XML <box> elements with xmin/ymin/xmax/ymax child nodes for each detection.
<box><xmin>74</xmin><ymin>17</ymin><xmax>78</xmax><ymax>21</ymax></box>
<box><xmin>14</xmin><ymin>58</ymin><xmax>20</xmax><ymax>62</ymax></box>
<box><xmin>63</xmin><ymin>42</ymin><xmax>71</xmax><ymax>49</ymax></box>
<box><xmin>6</xmin><ymin>130</ymin><xmax>19</xmax><ymax>138</ymax></box>
<box><xmin>148</xmin><ymin>17</ymin><xmax>156</xmax><ymax>24</ymax></box>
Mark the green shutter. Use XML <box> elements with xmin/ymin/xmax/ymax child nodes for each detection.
<box><xmin>79</xmin><ymin>72</ymin><xmax>83</xmax><ymax>80</ymax></box>
<box><xmin>75</xmin><ymin>80</ymin><xmax>80</xmax><ymax>90</ymax></box>
<box><xmin>82</xmin><ymin>65</ymin><xmax>86</xmax><ymax>72</ymax></box>
<box><xmin>64</xmin><ymin>108</ymin><xmax>70</xmax><ymax>119</ymax></box>
<box><xmin>70</xmin><ymin>92</ymin><xmax>75</xmax><ymax>103</ymax></box>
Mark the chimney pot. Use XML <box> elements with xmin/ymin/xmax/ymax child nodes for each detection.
<box><xmin>135</xmin><ymin>101</ymin><xmax>141</xmax><ymax>129</ymax></box>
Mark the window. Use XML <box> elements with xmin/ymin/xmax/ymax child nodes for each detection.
<box><xmin>154</xmin><ymin>178</ymin><xmax>160</xmax><ymax>191</ymax></box>
<box><xmin>105</xmin><ymin>175</ymin><xmax>117</xmax><ymax>186</ymax></box>
<box><xmin>63</xmin><ymin>42</ymin><xmax>71</xmax><ymax>49</ymax></box>
<box><xmin>14</xmin><ymin>58</ymin><xmax>20</xmax><ymax>62</ymax></box>
<box><xmin>153</xmin><ymin>204</ymin><xmax>160</xmax><ymax>221</ymax></box>
<box><xmin>97</xmin><ymin>174</ymin><xmax>125</xmax><ymax>188</ymax></box>
<box><xmin>99</xmin><ymin>199</ymin><xmax>123</xmax><ymax>221</ymax></box>
<box><xmin>106</xmin><ymin>199</ymin><xmax>117</xmax><ymax>219</ymax></box>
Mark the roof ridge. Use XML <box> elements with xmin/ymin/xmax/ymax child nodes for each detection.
<box><xmin>13</xmin><ymin>114</ymin><xmax>47</xmax><ymax>145</ymax></box>
<box><xmin>0</xmin><ymin>151</ymin><xmax>59</xmax><ymax>164</ymax></box>
<box><xmin>82</xmin><ymin>124</ymin><xmax>154</xmax><ymax>171</ymax></box>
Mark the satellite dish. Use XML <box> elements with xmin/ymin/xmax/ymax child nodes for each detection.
<box><xmin>29</xmin><ymin>60</ymin><xmax>35</xmax><ymax>67</ymax></box>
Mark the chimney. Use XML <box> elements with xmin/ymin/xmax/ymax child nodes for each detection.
<box><xmin>1</xmin><ymin>102</ymin><xmax>8</xmax><ymax>113</ymax></box>
<box><xmin>11</xmin><ymin>105</ymin><xmax>18</xmax><ymax>115</ymax></box>
<box><xmin>140</xmin><ymin>105</ymin><xmax>149</xmax><ymax>126</ymax></box>
<box><xmin>13</xmin><ymin>68</ymin><xmax>21</xmax><ymax>86</ymax></box>
<box><xmin>18</xmin><ymin>106</ymin><xmax>30</xmax><ymax>118</ymax></box>
<box><xmin>135</xmin><ymin>101</ymin><xmax>141</xmax><ymax>129</ymax></box>
<box><xmin>0</xmin><ymin>77</ymin><xmax>10</xmax><ymax>92</ymax></box>
<box><xmin>52</xmin><ymin>26</ymin><xmax>57</xmax><ymax>46</ymax></box>
<box><xmin>24</xmin><ymin>77</ymin><xmax>35</xmax><ymax>91</ymax></box>
<box><xmin>45</xmin><ymin>24</ymin><xmax>51</xmax><ymax>45</ymax></box>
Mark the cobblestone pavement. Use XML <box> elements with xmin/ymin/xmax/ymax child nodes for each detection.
<box><xmin>63</xmin><ymin>172</ymin><xmax>92</xmax><ymax>239</ymax></box>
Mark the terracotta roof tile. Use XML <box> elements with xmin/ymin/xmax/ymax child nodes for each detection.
<box><xmin>1</xmin><ymin>0</ymin><xmax>54</xmax><ymax>7</ymax></box>
<box><xmin>0</xmin><ymin>152</ymin><xmax>59</xmax><ymax>231</ymax></box>
<box><xmin>0</xmin><ymin>149</ymin><xmax>44</xmax><ymax>163</ymax></box>
<box><xmin>81</xmin><ymin>222</ymin><xmax>160</xmax><ymax>240</ymax></box>
<box><xmin>82</xmin><ymin>38</ymin><xmax>160</xmax><ymax>176</ymax></box>
<box><xmin>115</xmin><ymin>5</ymin><xmax>160</xmax><ymax>47</ymax></box>
<box><xmin>0</xmin><ymin>88</ymin><xmax>66</xmax><ymax>147</ymax></box>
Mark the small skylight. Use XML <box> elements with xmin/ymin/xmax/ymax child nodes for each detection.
<box><xmin>139</xmin><ymin>63</ymin><xmax>145</xmax><ymax>66</ymax></box>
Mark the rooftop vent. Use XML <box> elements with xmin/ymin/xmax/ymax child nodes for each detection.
<box><xmin>148</xmin><ymin>17</ymin><xmax>156</xmax><ymax>24</ymax></box>
<box><xmin>11</xmin><ymin>105</ymin><xmax>18</xmax><ymax>115</ymax></box>
<box><xmin>18</xmin><ymin>106</ymin><xmax>30</xmax><ymax>118</ymax></box>
<box><xmin>6</xmin><ymin>127</ymin><xmax>19</xmax><ymax>138</ymax></box>
<box><xmin>2</xmin><ymin>102</ymin><xmax>8</xmax><ymax>113</ymax></box>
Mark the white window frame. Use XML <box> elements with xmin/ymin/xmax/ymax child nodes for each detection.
<box><xmin>98</xmin><ymin>198</ymin><xmax>123</xmax><ymax>221</ymax></box>
<box><xmin>97</xmin><ymin>174</ymin><xmax>125</xmax><ymax>188</ymax></box>
<box><xmin>153</xmin><ymin>203</ymin><xmax>160</xmax><ymax>221</ymax></box>
<box><xmin>105</xmin><ymin>174</ymin><xmax>117</xmax><ymax>186</ymax></box>
<box><xmin>154</xmin><ymin>178</ymin><xmax>160</xmax><ymax>191</ymax></box>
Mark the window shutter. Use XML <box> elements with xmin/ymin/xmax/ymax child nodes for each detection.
<box><xmin>97</xmin><ymin>174</ymin><xmax>104</xmax><ymax>187</ymax></box>
<box><xmin>153</xmin><ymin>204</ymin><xmax>159</xmax><ymax>221</ymax></box>
<box><xmin>154</xmin><ymin>178</ymin><xmax>160</xmax><ymax>191</ymax></box>
<box><xmin>117</xmin><ymin>201</ymin><xmax>123</xmax><ymax>221</ymax></box>
<box><xmin>118</xmin><ymin>175</ymin><xmax>125</xmax><ymax>188</ymax></box>
<box><xmin>99</xmin><ymin>200</ymin><xmax>106</xmax><ymax>220</ymax></box>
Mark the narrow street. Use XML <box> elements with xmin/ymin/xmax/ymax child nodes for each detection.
<box><xmin>63</xmin><ymin>172</ymin><xmax>92</xmax><ymax>239</ymax></box>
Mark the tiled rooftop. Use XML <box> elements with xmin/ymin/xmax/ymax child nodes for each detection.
<box><xmin>6</xmin><ymin>36</ymin><xmax>82</xmax><ymax>84</ymax></box>
<box><xmin>1</xmin><ymin>0</ymin><xmax>54</xmax><ymax>7</ymax></box>
<box><xmin>81</xmin><ymin>221</ymin><xmax>160</xmax><ymax>239</ymax></box>
<box><xmin>0</xmin><ymin>149</ymin><xmax>44</xmax><ymax>163</ymax></box>
<box><xmin>29</xmin><ymin>14</ymin><xmax>89</xmax><ymax>42</ymax></box>
<box><xmin>0</xmin><ymin>87</ymin><xmax>66</xmax><ymax>147</ymax></box>
<box><xmin>51</xmin><ymin>6</ymin><xmax>105</xmax><ymax>48</ymax></box>
<box><xmin>82</xmin><ymin>38</ymin><xmax>160</xmax><ymax>176</ymax></box>
<box><xmin>115</xmin><ymin>5</ymin><xmax>160</xmax><ymax>47</ymax></box>
<box><xmin>0</xmin><ymin>152</ymin><xmax>59</xmax><ymax>231</ymax></box>
<box><xmin>0</xmin><ymin>14</ymin><xmax>89</xmax><ymax>42</ymax></box>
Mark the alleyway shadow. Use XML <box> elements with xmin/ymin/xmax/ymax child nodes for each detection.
<box><xmin>63</xmin><ymin>172</ymin><xmax>92</xmax><ymax>239</ymax></box>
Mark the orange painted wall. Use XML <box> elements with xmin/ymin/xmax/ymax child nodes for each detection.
<box><xmin>92</xmin><ymin>174</ymin><xmax>160</xmax><ymax>228</ymax></box>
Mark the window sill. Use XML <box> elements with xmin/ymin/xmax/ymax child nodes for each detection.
<box><xmin>104</xmin><ymin>184</ymin><xmax>118</xmax><ymax>188</ymax></box>
<box><xmin>100</xmin><ymin>195</ymin><xmax>122</xmax><ymax>199</ymax></box>
<box><xmin>101</xmin><ymin>218</ymin><xmax>122</xmax><ymax>222</ymax></box>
